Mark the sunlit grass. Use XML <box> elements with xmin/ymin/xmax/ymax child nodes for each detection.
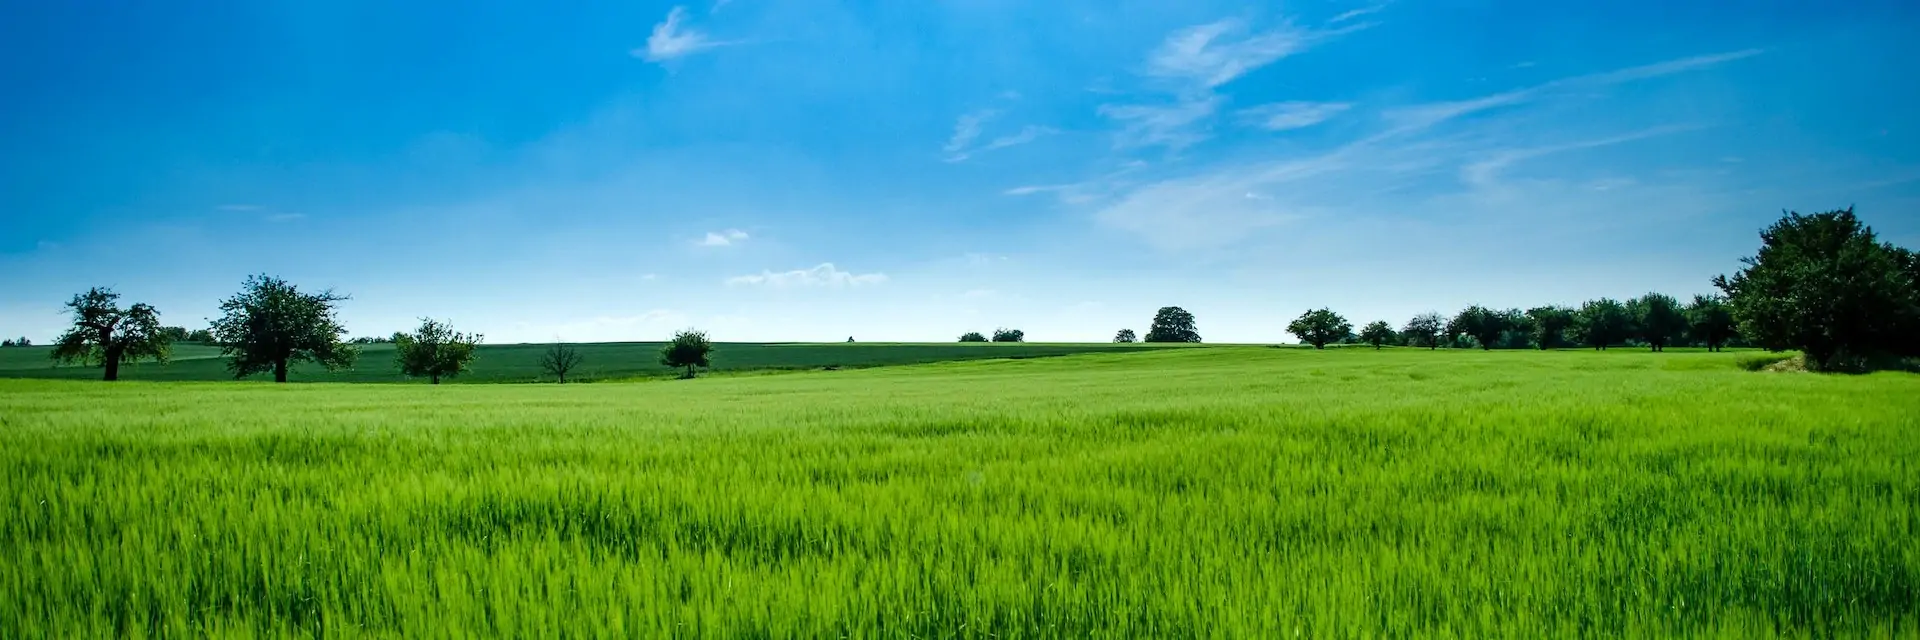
<box><xmin>2</xmin><ymin>347</ymin><xmax>1915</xmax><ymax>636</ymax></box>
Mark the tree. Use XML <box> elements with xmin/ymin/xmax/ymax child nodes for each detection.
<box><xmin>991</xmin><ymin>328</ymin><xmax>1025</xmax><ymax>343</ymax></box>
<box><xmin>1144</xmin><ymin>306</ymin><xmax>1201</xmax><ymax>343</ymax></box>
<box><xmin>1713</xmin><ymin>207</ymin><xmax>1917</xmax><ymax>369</ymax></box>
<box><xmin>1684</xmin><ymin>294</ymin><xmax>1737</xmax><ymax>352</ymax></box>
<box><xmin>1113</xmin><ymin>329</ymin><xmax>1137</xmax><ymax>343</ymax></box>
<box><xmin>660</xmin><ymin>329</ymin><xmax>713</xmax><ymax>378</ymax></box>
<box><xmin>1626</xmin><ymin>292</ymin><xmax>1687</xmax><ymax>352</ymax></box>
<box><xmin>1526</xmin><ymin>306</ymin><xmax>1576</xmax><ymax>350</ymax></box>
<box><xmin>210</xmin><ymin>274</ymin><xmax>357</xmax><ymax>383</ymax></box>
<box><xmin>1449</xmin><ymin>306</ymin><xmax>1507</xmax><ymax>350</ymax></box>
<box><xmin>958</xmin><ymin>331</ymin><xmax>988</xmax><ymax>343</ymax></box>
<box><xmin>1287</xmin><ymin>308</ymin><xmax>1352</xmax><ymax>349</ymax></box>
<box><xmin>184</xmin><ymin>329</ymin><xmax>213</xmax><ymax>344</ymax></box>
<box><xmin>50</xmin><ymin>287</ymin><xmax>170</xmax><ymax>381</ymax></box>
<box><xmin>1358</xmin><ymin>321</ymin><xmax>1395</xmax><ymax>350</ymax></box>
<box><xmin>159</xmin><ymin>326</ymin><xmax>190</xmax><ymax>343</ymax></box>
<box><xmin>1402</xmin><ymin>312</ymin><xmax>1444</xmax><ymax>350</ymax></box>
<box><xmin>1574</xmin><ymin>298</ymin><xmax>1631</xmax><ymax>350</ymax></box>
<box><xmin>540</xmin><ymin>342</ymin><xmax>584</xmax><ymax>383</ymax></box>
<box><xmin>394</xmin><ymin>318</ymin><xmax>482</xmax><ymax>384</ymax></box>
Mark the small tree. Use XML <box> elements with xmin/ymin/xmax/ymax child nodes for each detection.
<box><xmin>1575</xmin><ymin>298</ymin><xmax>1631</xmax><ymax>350</ymax></box>
<box><xmin>661</xmin><ymin>329</ymin><xmax>713</xmax><ymax>379</ymax></box>
<box><xmin>1626</xmin><ymin>293</ymin><xmax>1686</xmax><ymax>352</ymax></box>
<box><xmin>1713</xmin><ymin>207</ymin><xmax>1916</xmax><ymax>369</ymax></box>
<box><xmin>991</xmin><ymin>328</ymin><xmax>1025</xmax><ymax>343</ymax></box>
<box><xmin>210</xmin><ymin>275</ymin><xmax>356</xmax><ymax>382</ymax></box>
<box><xmin>1684</xmin><ymin>294</ymin><xmax>1737</xmax><ymax>352</ymax></box>
<box><xmin>958</xmin><ymin>331</ymin><xmax>989</xmax><ymax>343</ymax></box>
<box><xmin>1145</xmin><ymin>306</ymin><xmax>1201</xmax><ymax>343</ymax></box>
<box><xmin>394</xmin><ymin>318</ymin><xmax>482</xmax><ymax>384</ymax></box>
<box><xmin>1358</xmin><ymin>320</ymin><xmax>1395</xmax><ymax>350</ymax></box>
<box><xmin>1526</xmin><ymin>306</ymin><xmax>1576</xmax><ymax>350</ymax></box>
<box><xmin>1402</xmin><ymin>312</ymin><xmax>1444</xmax><ymax>350</ymax></box>
<box><xmin>50</xmin><ymin>287</ymin><xmax>171</xmax><ymax>381</ymax></box>
<box><xmin>1287</xmin><ymin>308</ymin><xmax>1352</xmax><ymax>349</ymax></box>
<box><xmin>539</xmin><ymin>341</ymin><xmax>584</xmax><ymax>383</ymax></box>
<box><xmin>1113</xmin><ymin>329</ymin><xmax>1137</xmax><ymax>343</ymax></box>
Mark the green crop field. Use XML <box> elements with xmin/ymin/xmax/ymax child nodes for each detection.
<box><xmin>3</xmin><ymin>347</ymin><xmax>1917</xmax><ymax>637</ymax></box>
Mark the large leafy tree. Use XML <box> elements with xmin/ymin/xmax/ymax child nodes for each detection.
<box><xmin>1713</xmin><ymin>207</ymin><xmax>1917</xmax><ymax>369</ymax></box>
<box><xmin>1449</xmin><ymin>305</ymin><xmax>1506</xmax><ymax>351</ymax></box>
<box><xmin>1575</xmin><ymin>298</ymin><xmax>1631</xmax><ymax>350</ymax></box>
<box><xmin>991</xmin><ymin>328</ymin><xmax>1025</xmax><ymax>343</ymax></box>
<box><xmin>1287</xmin><ymin>308</ymin><xmax>1352</xmax><ymax>349</ymax></box>
<box><xmin>661</xmin><ymin>329</ymin><xmax>714</xmax><ymax>379</ymax></box>
<box><xmin>1113</xmin><ymin>329</ymin><xmax>1137</xmax><ymax>343</ymax></box>
<box><xmin>210</xmin><ymin>275</ymin><xmax>357</xmax><ymax>383</ymax></box>
<box><xmin>50</xmin><ymin>287</ymin><xmax>171</xmax><ymax>381</ymax></box>
<box><xmin>1144</xmin><ymin>306</ymin><xmax>1201</xmax><ymax>343</ymax></box>
<box><xmin>1525</xmin><ymin>306</ymin><xmax>1576</xmax><ymax>350</ymax></box>
<box><xmin>958</xmin><ymin>331</ymin><xmax>988</xmax><ymax>343</ymax></box>
<box><xmin>1684</xmin><ymin>294</ymin><xmax>1737</xmax><ymax>352</ymax></box>
<box><xmin>1626</xmin><ymin>292</ymin><xmax>1687</xmax><ymax>352</ymax></box>
<box><xmin>1358</xmin><ymin>320</ymin><xmax>1395</xmax><ymax>350</ymax></box>
<box><xmin>1401</xmin><ymin>312</ymin><xmax>1444</xmax><ymax>350</ymax></box>
<box><xmin>394</xmin><ymin>318</ymin><xmax>483</xmax><ymax>384</ymax></box>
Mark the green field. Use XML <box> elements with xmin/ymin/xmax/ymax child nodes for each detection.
<box><xmin>0</xmin><ymin>341</ymin><xmax>1181</xmax><ymax>383</ymax></box>
<box><xmin>3</xmin><ymin>347</ymin><xmax>1917</xmax><ymax>637</ymax></box>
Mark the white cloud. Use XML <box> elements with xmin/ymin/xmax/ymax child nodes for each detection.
<box><xmin>980</xmin><ymin>125</ymin><xmax>1057</xmax><ymax>152</ymax></box>
<box><xmin>1330</xmin><ymin>5</ymin><xmax>1387</xmax><ymax>24</ymax></box>
<box><xmin>1147</xmin><ymin>19</ymin><xmax>1325</xmax><ymax>89</ymax></box>
<box><xmin>726</xmin><ymin>263</ymin><xmax>888</xmax><ymax>287</ymax></box>
<box><xmin>943</xmin><ymin>109</ymin><xmax>1000</xmax><ymax>161</ymax></box>
<box><xmin>1382</xmin><ymin>49</ymin><xmax>1762</xmax><ymax>135</ymax></box>
<box><xmin>635</xmin><ymin>6</ymin><xmax>731</xmax><ymax>63</ymax></box>
<box><xmin>1100</xmin><ymin>96</ymin><xmax>1221</xmax><ymax>150</ymax></box>
<box><xmin>1238</xmin><ymin>101</ymin><xmax>1352</xmax><ymax>131</ymax></box>
<box><xmin>698</xmin><ymin>228</ymin><xmax>750</xmax><ymax>247</ymax></box>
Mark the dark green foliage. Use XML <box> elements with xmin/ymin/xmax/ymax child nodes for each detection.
<box><xmin>1358</xmin><ymin>321</ymin><xmax>1395</xmax><ymax>350</ymax></box>
<box><xmin>184</xmin><ymin>329</ymin><xmax>214</xmax><ymax>344</ymax></box>
<box><xmin>1713</xmin><ymin>207</ymin><xmax>1917</xmax><ymax>370</ymax></box>
<box><xmin>958</xmin><ymin>332</ymin><xmax>988</xmax><ymax>343</ymax></box>
<box><xmin>1626</xmin><ymin>293</ymin><xmax>1687</xmax><ymax>352</ymax></box>
<box><xmin>991</xmin><ymin>328</ymin><xmax>1025</xmax><ymax>343</ymax></box>
<box><xmin>1448</xmin><ymin>306</ymin><xmax>1506</xmax><ymax>351</ymax></box>
<box><xmin>159</xmin><ymin>326</ymin><xmax>190</xmax><ymax>343</ymax></box>
<box><xmin>394</xmin><ymin>318</ymin><xmax>483</xmax><ymax>384</ymax></box>
<box><xmin>1402</xmin><ymin>312</ymin><xmax>1445</xmax><ymax>350</ymax></box>
<box><xmin>539</xmin><ymin>343</ymin><xmax>584</xmax><ymax>383</ymax></box>
<box><xmin>1575</xmin><ymin>298</ymin><xmax>1631</xmax><ymax>350</ymax></box>
<box><xmin>1</xmin><ymin>337</ymin><xmax>29</xmax><ymax>347</ymax></box>
<box><xmin>49</xmin><ymin>287</ymin><xmax>171</xmax><ymax>381</ymax></box>
<box><xmin>660</xmin><ymin>329</ymin><xmax>714</xmax><ymax>378</ymax></box>
<box><xmin>1684</xmin><ymin>295</ymin><xmax>1737</xmax><ymax>352</ymax></box>
<box><xmin>1287</xmin><ymin>308</ymin><xmax>1352</xmax><ymax>349</ymax></box>
<box><xmin>1113</xmin><ymin>329</ymin><xmax>1137</xmax><ymax>344</ymax></box>
<box><xmin>210</xmin><ymin>274</ymin><xmax>357</xmax><ymax>383</ymax></box>
<box><xmin>1526</xmin><ymin>306</ymin><xmax>1576</xmax><ymax>350</ymax></box>
<box><xmin>349</xmin><ymin>335</ymin><xmax>398</xmax><ymax>345</ymax></box>
<box><xmin>1144</xmin><ymin>306</ymin><xmax>1201</xmax><ymax>343</ymax></box>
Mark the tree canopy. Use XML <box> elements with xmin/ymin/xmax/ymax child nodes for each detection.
<box><xmin>394</xmin><ymin>318</ymin><xmax>483</xmax><ymax>384</ymax></box>
<box><xmin>1684</xmin><ymin>294</ymin><xmax>1737</xmax><ymax>352</ymax></box>
<box><xmin>1575</xmin><ymin>298</ymin><xmax>1631</xmax><ymax>350</ymax></box>
<box><xmin>991</xmin><ymin>328</ymin><xmax>1025</xmax><ymax>343</ymax></box>
<box><xmin>1113</xmin><ymin>329</ymin><xmax>1137</xmax><ymax>343</ymax></box>
<box><xmin>50</xmin><ymin>287</ymin><xmax>171</xmax><ymax>381</ymax></box>
<box><xmin>660</xmin><ymin>329</ymin><xmax>714</xmax><ymax>378</ymax></box>
<box><xmin>1627</xmin><ymin>292</ymin><xmax>1687</xmax><ymax>352</ymax></box>
<box><xmin>1402</xmin><ymin>312</ymin><xmax>1445</xmax><ymax>350</ymax></box>
<box><xmin>1287</xmin><ymin>308</ymin><xmax>1352</xmax><ymax>349</ymax></box>
<box><xmin>209</xmin><ymin>275</ymin><xmax>357</xmax><ymax>383</ymax></box>
<box><xmin>958</xmin><ymin>331</ymin><xmax>988</xmax><ymax>343</ymax></box>
<box><xmin>1145</xmin><ymin>306</ymin><xmax>1201</xmax><ymax>343</ymax></box>
<box><xmin>1525</xmin><ymin>306</ymin><xmax>1576</xmax><ymax>350</ymax></box>
<box><xmin>1713</xmin><ymin>207</ymin><xmax>1917</xmax><ymax>369</ymax></box>
<box><xmin>1448</xmin><ymin>306</ymin><xmax>1506</xmax><ymax>351</ymax></box>
<box><xmin>1358</xmin><ymin>320</ymin><xmax>1395</xmax><ymax>350</ymax></box>
<box><xmin>539</xmin><ymin>342</ymin><xmax>584</xmax><ymax>383</ymax></box>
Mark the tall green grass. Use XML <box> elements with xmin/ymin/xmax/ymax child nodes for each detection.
<box><xmin>2</xmin><ymin>347</ymin><xmax>1915</xmax><ymax>636</ymax></box>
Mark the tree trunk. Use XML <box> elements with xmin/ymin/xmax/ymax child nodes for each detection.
<box><xmin>103</xmin><ymin>349</ymin><xmax>121</xmax><ymax>382</ymax></box>
<box><xmin>685</xmin><ymin>364</ymin><xmax>696</xmax><ymax>379</ymax></box>
<box><xmin>431</xmin><ymin>374</ymin><xmax>440</xmax><ymax>385</ymax></box>
<box><xmin>274</xmin><ymin>359</ymin><xmax>289</xmax><ymax>383</ymax></box>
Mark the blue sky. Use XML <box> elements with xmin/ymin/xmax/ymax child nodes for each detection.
<box><xmin>3</xmin><ymin>0</ymin><xmax>1918</xmax><ymax>344</ymax></box>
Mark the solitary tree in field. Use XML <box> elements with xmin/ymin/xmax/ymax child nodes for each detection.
<box><xmin>1574</xmin><ymin>298</ymin><xmax>1631</xmax><ymax>350</ymax></box>
<box><xmin>1526</xmin><ymin>306</ymin><xmax>1576</xmax><ymax>350</ymax></box>
<box><xmin>660</xmin><ymin>329</ymin><xmax>713</xmax><ymax>379</ymax></box>
<box><xmin>50</xmin><ymin>287</ymin><xmax>171</xmax><ymax>381</ymax></box>
<box><xmin>991</xmin><ymin>328</ymin><xmax>1025</xmax><ymax>343</ymax></box>
<box><xmin>1402</xmin><ymin>312</ymin><xmax>1444</xmax><ymax>350</ymax></box>
<box><xmin>1626</xmin><ymin>292</ymin><xmax>1687</xmax><ymax>352</ymax></box>
<box><xmin>1113</xmin><ymin>329</ymin><xmax>1137</xmax><ymax>343</ymax></box>
<box><xmin>1358</xmin><ymin>321</ymin><xmax>1395</xmax><ymax>350</ymax></box>
<box><xmin>1145</xmin><ymin>306</ymin><xmax>1201</xmax><ymax>343</ymax></box>
<box><xmin>1449</xmin><ymin>306</ymin><xmax>1507</xmax><ymax>350</ymax></box>
<box><xmin>210</xmin><ymin>274</ymin><xmax>357</xmax><ymax>383</ymax></box>
<box><xmin>1684</xmin><ymin>294</ymin><xmax>1737</xmax><ymax>352</ymax></box>
<box><xmin>958</xmin><ymin>331</ymin><xmax>988</xmax><ymax>343</ymax></box>
<box><xmin>1287</xmin><ymin>308</ymin><xmax>1352</xmax><ymax>349</ymax></box>
<box><xmin>1713</xmin><ymin>207</ymin><xmax>1917</xmax><ymax>369</ymax></box>
<box><xmin>540</xmin><ymin>341</ymin><xmax>584</xmax><ymax>383</ymax></box>
<box><xmin>394</xmin><ymin>318</ymin><xmax>483</xmax><ymax>384</ymax></box>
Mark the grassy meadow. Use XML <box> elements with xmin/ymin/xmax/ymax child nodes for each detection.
<box><xmin>3</xmin><ymin>346</ymin><xmax>1917</xmax><ymax>637</ymax></box>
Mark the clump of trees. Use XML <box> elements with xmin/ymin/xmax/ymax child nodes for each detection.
<box><xmin>210</xmin><ymin>274</ymin><xmax>357</xmax><ymax>383</ymax></box>
<box><xmin>540</xmin><ymin>342</ymin><xmax>584</xmax><ymax>383</ymax></box>
<box><xmin>1626</xmin><ymin>293</ymin><xmax>1686</xmax><ymax>352</ymax></box>
<box><xmin>661</xmin><ymin>329</ymin><xmax>713</xmax><ymax>379</ymax></box>
<box><xmin>1</xmin><ymin>337</ymin><xmax>31</xmax><ymax>347</ymax></box>
<box><xmin>1685</xmin><ymin>295</ymin><xmax>1735</xmax><ymax>352</ymax></box>
<box><xmin>50</xmin><ymin>287</ymin><xmax>171</xmax><ymax>381</ymax></box>
<box><xmin>1113</xmin><ymin>329</ymin><xmax>1137</xmax><ymax>343</ymax></box>
<box><xmin>1145</xmin><ymin>306</ymin><xmax>1201</xmax><ymax>343</ymax></box>
<box><xmin>1714</xmin><ymin>207</ymin><xmax>1919</xmax><ymax>370</ymax></box>
<box><xmin>991</xmin><ymin>328</ymin><xmax>1025</xmax><ymax>343</ymax></box>
<box><xmin>1358</xmin><ymin>321</ymin><xmax>1395</xmax><ymax>350</ymax></box>
<box><xmin>1287</xmin><ymin>308</ymin><xmax>1351</xmax><ymax>349</ymax></box>
<box><xmin>394</xmin><ymin>318</ymin><xmax>482</xmax><ymax>384</ymax></box>
<box><xmin>1402</xmin><ymin>313</ymin><xmax>1444</xmax><ymax>349</ymax></box>
<box><xmin>958</xmin><ymin>332</ymin><xmax>988</xmax><ymax>343</ymax></box>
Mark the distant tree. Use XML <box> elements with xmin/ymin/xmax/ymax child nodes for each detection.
<box><xmin>1113</xmin><ymin>328</ymin><xmax>1137</xmax><ymax>343</ymax></box>
<box><xmin>1145</xmin><ymin>306</ymin><xmax>1201</xmax><ymax>343</ymax></box>
<box><xmin>1626</xmin><ymin>292</ymin><xmax>1687</xmax><ymax>352</ymax></box>
<box><xmin>539</xmin><ymin>341</ymin><xmax>584</xmax><ymax>383</ymax></box>
<box><xmin>159</xmin><ymin>326</ymin><xmax>190</xmax><ymax>343</ymax></box>
<box><xmin>958</xmin><ymin>331</ymin><xmax>989</xmax><ymax>343</ymax></box>
<box><xmin>394</xmin><ymin>318</ymin><xmax>482</xmax><ymax>384</ymax></box>
<box><xmin>1574</xmin><ymin>298</ymin><xmax>1632</xmax><ymax>350</ymax></box>
<box><xmin>1402</xmin><ymin>312</ymin><xmax>1444</xmax><ymax>350</ymax></box>
<box><xmin>847</xmin><ymin>336</ymin><xmax>856</xmax><ymax>343</ymax></box>
<box><xmin>660</xmin><ymin>329</ymin><xmax>713</xmax><ymax>379</ymax></box>
<box><xmin>1448</xmin><ymin>306</ymin><xmax>1507</xmax><ymax>350</ymax></box>
<box><xmin>1525</xmin><ymin>306</ymin><xmax>1576</xmax><ymax>350</ymax></box>
<box><xmin>210</xmin><ymin>274</ymin><xmax>357</xmax><ymax>383</ymax></box>
<box><xmin>50</xmin><ymin>287</ymin><xmax>171</xmax><ymax>381</ymax></box>
<box><xmin>1684</xmin><ymin>294</ymin><xmax>1737</xmax><ymax>352</ymax></box>
<box><xmin>1358</xmin><ymin>320</ymin><xmax>1395</xmax><ymax>350</ymax></box>
<box><xmin>1287</xmin><ymin>308</ymin><xmax>1352</xmax><ymax>349</ymax></box>
<box><xmin>991</xmin><ymin>328</ymin><xmax>1025</xmax><ymax>343</ymax></box>
<box><xmin>1713</xmin><ymin>207</ymin><xmax>1917</xmax><ymax>369</ymax></box>
<box><xmin>184</xmin><ymin>329</ymin><xmax>214</xmax><ymax>344</ymax></box>
<box><xmin>1</xmin><ymin>339</ymin><xmax>10</xmax><ymax>347</ymax></box>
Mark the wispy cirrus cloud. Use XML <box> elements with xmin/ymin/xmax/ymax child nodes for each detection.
<box><xmin>1330</xmin><ymin>5</ymin><xmax>1388</xmax><ymax>24</ymax></box>
<box><xmin>943</xmin><ymin>109</ymin><xmax>1000</xmax><ymax>161</ymax></box>
<box><xmin>1238</xmin><ymin>101</ymin><xmax>1352</xmax><ymax>131</ymax></box>
<box><xmin>698</xmin><ymin>228</ymin><xmax>749</xmax><ymax>247</ymax></box>
<box><xmin>1381</xmin><ymin>48</ymin><xmax>1764</xmax><ymax>135</ymax></box>
<box><xmin>726</xmin><ymin>263</ymin><xmax>887</xmax><ymax>287</ymax></box>
<box><xmin>634</xmin><ymin>6</ymin><xmax>734</xmax><ymax>63</ymax></box>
